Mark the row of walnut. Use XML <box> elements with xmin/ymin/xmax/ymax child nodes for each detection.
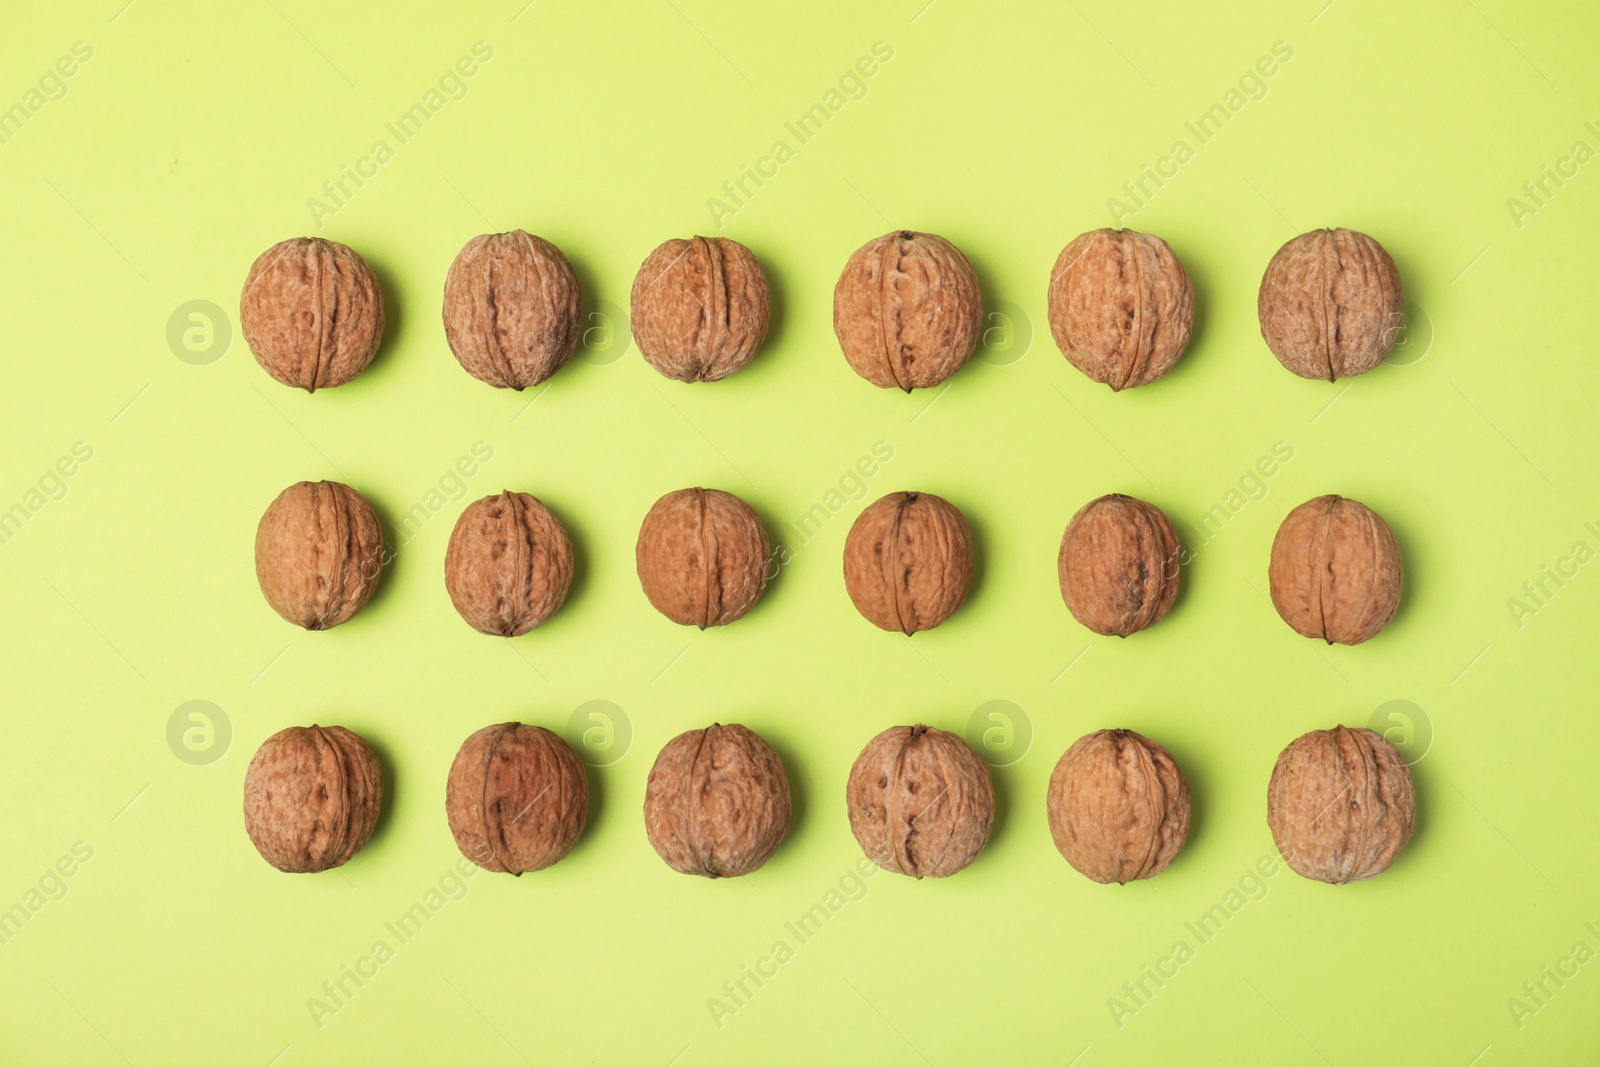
<box><xmin>238</xmin><ymin>225</ymin><xmax>1404</xmax><ymax>393</ymax></box>
<box><xmin>242</xmin><ymin>720</ymin><xmax>1416</xmax><ymax>886</ymax></box>
<box><xmin>256</xmin><ymin>481</ymin><xmax>1404</xmax><ymax>646</ymax></box>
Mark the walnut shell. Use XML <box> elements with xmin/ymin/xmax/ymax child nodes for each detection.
<box><xmin>1269</xmin><ymin>495</ymin><xmax>1402</xmax><ymax>645</ymax></box>
<box><xmin>629</xmin><ymin>236</ymin><xmax>769</xmax><ymax>382</ymax></box>
<box><xmin>445</xmin><ymin>723</ymin><xmax>588</xmax><ymax>874</ymax></box>
<box><xmin>846</xmin><ymin>725</ymin><xmax>993</xmax><ymax>878</ymax></box>
<box><xmin>240</xmin><ymin>237</ymin><xmax>385</xmax><ymax>391</ymax></box>
<box><xmin>833</xmin><ymin>230</ymin><xmax>983</xmax><ymax>391</ymax></box>
<box><xmin>1258</xmin><ymin>228</ymin><xmax>1403</xmax><ymax>380</ymax></box>
<box><xmin>255</xmin><ymin>480</ymin><xmax>383</xmax><ymax>630</ymax></box>
<box><xmin>442</xmin><ymin>231</ymin><xmax>582</xmax><ymax>390</ymax></box>
<box><xmin>1058</xmin><ymin>494</ymin><xmax>1180</xmax><ymax>637</ymax></box>
<box><xmin>444</xmin><ymin>492</ymin><xmax>574</xmax><ymax>637</ymax></box>
<box><xmin>1267</xmin><ymin>725</ymin><xmax>1415</xmax><ymax>884</ymax></box>
<box><xmin>636</xmin><ymin>488</ymin><xmax>769</xmax><ymax>628</ymax></box>
<box><xmin>842</xmin><ymin>491</ymin><xmax>973</xmax><ymax>635</ymax></box>
<box><xmin>243</xmin><ymin>725</ymin><xmax>383</xmax><ymax>873</ymax></box>
<box><xmin>643</xmin><ymin>723</ymin><xmax>791</xmax><ymax>877</ymax></box>
<box><xmin>1047</xmin><ymin>229</ymin><xmax>1194</xmax><ymax>390</ymax></box>
<box><xmin>1046</xmin><ymin>729</ymin><xmax>1189</xmax><ymax>884</ymax></box>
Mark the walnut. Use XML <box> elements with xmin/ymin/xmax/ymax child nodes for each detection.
<box><xmin>1258</xmin><ymin>228</ymin><xmax>1402</xmax><ymax>380</ymax></box>
<box><xmin>444</xmin><ymin>492</ymin><xmax>573</xmax><ymax>636</ymax></box>
<box><xmin>643</xmin><ymin>723</ymin><xmax>790</xmax><ymax>877</ymax></box>
<box><xmin>1047</xmin><ymin>229</ymin><xmax>1194</xmax><ymax>390</ymax></box>
<box><xmin>1058</xmin><ymin>494</ymin><xmax>1180</xmax><ymax>637</ymax></box>
<box><xmin>243</xmin><ymin>725</ymin><xmax>383</xmax><ymax>873</ymax></box>
<box><xmin>636</xmin><ymin>487</ymin><xmax>769</xmax><ymax>628</ymax></box>
<box><xmin>1267</xmin><ymin>725</ymin><xmax>1415</xmax><ymax>884</ymax></box>
<box><xmin>240</xmin><ymin>237</ymin><xmax>385</xmax><ymax>391</ymax></box>
<box><xmin>1046</xmin><ymin>729</ymin><xmax>1189</xmax><ymax>884</ymax></box>
<box><xmin>445</xmin><ymin>723</ymin><xmax>588</xmax><ymax>874</ymax></box>
<box><xmin>255</xmin><ymin>480</ymin><xmax>383</xmax><ymax>630</ymax></box>
<box><xmin>843</xmin><ymin>491</ymin><xmax>972</xmax><ymax>634</ymax></box>
<box><xmin>629</xmin><ymin>236</ymin><xmax>769</xmax><ymax>382</ymax></box>
<box><xmin>442</xmin><ymin>231</ymin><xmax>582</xmax><ymax>390</ymax></box>
<box><xmin>1269</xmin><ymin>495</ymin><xmax>1402</xmax><ymax>645</ymax></box>
<box><xmin>833</xmin><ymin>230</ymin><xmax>982</xmax><ymax>390</ymax></box>
<box><xmin>847</xmin><ymin>725</ymin><xmax>993</xmax><ymax>878</ymax></box>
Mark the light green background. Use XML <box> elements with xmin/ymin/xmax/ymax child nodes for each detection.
<box><xmin>2</xmin><ymin>0</ymin><xmax>1597</xmax><ymax>1063</ymax></box>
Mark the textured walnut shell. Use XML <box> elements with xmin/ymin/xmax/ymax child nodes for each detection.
<box><xmin>833</xmin><ymin>231</ymin><xmax>983</xmax><ymax>391</ymax></box>
<box><xmin>1047</xmin><ymin>729</ymin><xmax>1189</xmax><ymax>884</ymax></box>
<box><xmin>636</xmin><ymin>488</ymin><xmax>769</xmax><ymax>628</ymax></box>
<box><xmin>1267</xmin><ymin>725</ymin><xmax>1415</xmax><ymax>884</ymax></box>
<box><xmin>442</xmin><ymin>231</ymin><xmax>582</xmax><ymax>390</ymax></box>
<box><xmin>1047</xmin><ymin>229</ymin><xmax>1194</xmax><ymax>390</ymax></box>
<box><xmin>445</xmin><ymin>723</ymin><xmax>588</xmax><ymax>874</ymax></box>
<box><xmin>444</xmin><ymin>492</ymin><xmax>574</xmax><ymax>637</ymax></box>
<box><xmin>643</xmin><ymin>723</ymin><xmax>791</xmax><ymax>878</ymax></box>
<box><xmin>629</xmin><ymin>236</ymin><xmax>769</xmax><ymax>382</ymax></box>
<box><xmin>842</xmin><ymin>492</ymin><xmax>972</xmax><ymax>634</ymax></box>
<box><xmin>847</xmin><ymin>725</ymin><xmax>993</xmax><ymax>878</ymax></box>
<box><xmin>1058</xmin><ymin>494</ymin><xmax>1180</xmax><ymax>637</ymax></box>
<box><xmin>255</xmin><ymin>480</ymin><xmax>383</xmax><ymax>630</ymax></box>
<box><xmin>240</xmin><ymin>237</ymin><xmax>385</xmax><ymax>391</ymax></box>
<box><xmin>1269</xmin><ymin>495</ymin><xmax>1402</xmax><ymax>645</ymax></box>
<box><xmin>1258</xmin><ymin>228</ymin><xmax>1402</xmax><ymax>380</ymax></box>
<box><xmin>243</xmin><ymin>725</ymin><xmax>383</xmax><ymax>873</ymax></box>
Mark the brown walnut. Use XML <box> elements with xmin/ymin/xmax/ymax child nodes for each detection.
<box><xmin>442</xmin><ymin>230</ymin><xmax>582</xmax><ymax>390</ymax></box>
<box><xmin>1269</xmin><ymin>495</ymin><xmax>1401</xmax><ymax>645</ymax></box>
<box><xmin>243</xmin><ymin>725</ymin><xmax>383</xmax><ymax>873</ymax></box>
<box><xmin>629</xmin><ymin>236</ymin><xmax>769</xmax><ymax>382</ymax></box>
<box><xmin>636</xmin><ymin>488</ymin><xmax>769</xmax><ymax>628</ymax></box>
<box><xmin>842</xmin><ymin>491</ymin><xmax>972</xmax><ymax>634</ymax></box>
<box><xmin>833</xmin><ymin>230</ymin><xmax>983</xmax><ymax>391</ymax></box>
<box><xmin>445</xmin><ymin>723</ymin><xmax>588</xmax><ymax>874</ymax></box>
<box><xmin>643</xmin><ymin>723</ymin><xmax>791</xmax><ymax>877</ymax></box>
<box><xmin>444</xmin><ymin>492</ymin><xmax>574</xmax><ymax>637</ymax></box>
<box><xmin>1058</xmin><ymin>494</ymin><xmax>1180</xmax><ymax>637</ymax></box>
<box><xmin>240</xmin><ymin>237</ymin><xmax>385</xmax><ymax>391</ymax></box>
<box><xmin>1267</xmin><ymin>725</ymin><xmax>1415</xmax><ymax>884</ymax></box>
<box><xmin>1258</xmin><ymin>228</ymin><xmax>1402</xmax><ymax>380</ymax></box>
<box><xmin>1046</xmin><ymin>729</ymin><xmax>1189</xmax><ymax>884</ymax></box>
<box><xmin>255</xmin><ymin>480</ymin><xmax>383</xmax><ymax>630</ymax></box>
<box><xmin>847</xmin><ymin>725</ymin><xmax>993</xmax><ymax>878</ymax></box>
<box><xmin>1047</xmin><ymin>228</ymin><xmax>1194</xmax><ymax>390</ymax></box>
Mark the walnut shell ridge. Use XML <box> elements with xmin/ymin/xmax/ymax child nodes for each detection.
<box><xmin>442</xmin><ymin>230</ymin><xmax>582</xmax><ymax>390</ymax></box>
<box><xmin>846</xmin><ymin>725</ymin><xmax>994</xmax><ymax>878</ymax></box>
<box><xmin>1258</xmin><ymin>228</ymin><xmax>1402</xmax><ymax>380</ymax></box>
<box><xmin>240</xmin><ymin>237</ymin><xmax>385</xmax><ymax>391</ymax></box>
<box><xmin>1047</xmin><ymin>729</ymin><xmax>1189</xmax><ymax>884</ymax></box>
<box><xmin>833</xmin><ymin>230</ymin><xmax>983</xmax><ymax>391</ymax></box>
<box><xmin>444</xmin><ymin>492</ymin><xmax>574</xmax><ymax>637</ymax></box>
<box><xmin>243</xmin><ymin>725</ymin><xmax>383</xmax><ymax>873</ymax></box>
<box><xmin>1058</xmin><ymin>494</ymin><xmax>1180</xmax><ymax>637</ymax></box>
<box><xmin>629</xmin><ymin>236</ymin><xmax>769</xmax><ymax>382</ymax></box>
<box><xmin>843</xmin><ymin>491</ymin><xmax>973</xmax><ymax>635</ymax></box>
<box><xmin>1269</xmin><ymin>495</ymin><xmax>1401</xmax><ymax>645</ymax></box>
<box><xmin>255</xmin><ymin>480</ymin><xmax>384</xmax><ymax>630</ymax></box>
<box><xmin>445</xmin><ymin>723</ymin><xmax>588</xmax><ymax>874</ymax></box>
<box><xmin>643</xmin><ymin>723</ymin><xmax>791</xmax><ymax>878</ymax></box>
<box><xmin>1047</xmin><ymin>229</ymin><xmax>1194</xmax><ymax>390</ymax></box>
<box><xmin>636</xmin><ymin>488</ymin><xmax>769</xmax><ymax>628</ymax></box>
<box><xmin>1267</xmin><ymin>725</ymin><xmax>1415</xmax><ymax>884</ymax></box>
